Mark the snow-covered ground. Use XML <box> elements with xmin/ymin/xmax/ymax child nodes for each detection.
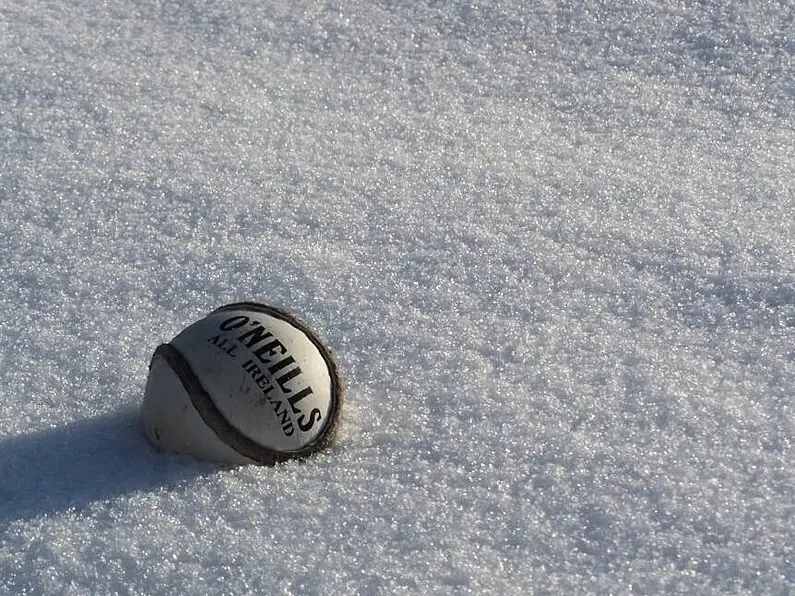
<box><xmin>1</xmin><ymin>1</ymin><xmax>793</xmax><ymax>594</ymax></box>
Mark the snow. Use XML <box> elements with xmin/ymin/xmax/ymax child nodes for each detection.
<box><xmin>1</xmin><ymin>1</ymin><xmax>793</xmax><ymax>594</ymax></box>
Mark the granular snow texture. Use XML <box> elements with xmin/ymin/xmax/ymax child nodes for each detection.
<box><xmin>1</xmin><ymin>2</ymin><xmax>793</xmax><ymax>594</ymax></box>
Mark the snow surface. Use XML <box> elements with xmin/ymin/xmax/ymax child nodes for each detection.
<box><xmin>1</xmin><ymin>1</ymin><xmax>794</xmax><ymax>594</ymax></box>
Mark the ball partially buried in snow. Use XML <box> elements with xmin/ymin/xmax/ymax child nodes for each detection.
<box><xmin>141</xmin><ymin>302</ymin><xmax>343</xmax><ymax>465</ymax></box>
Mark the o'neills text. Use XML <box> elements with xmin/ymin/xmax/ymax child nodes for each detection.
<box><xmin>205</xmin><ymin>314</ymin><xmax>323</xmax><ymax>436</ymax></box>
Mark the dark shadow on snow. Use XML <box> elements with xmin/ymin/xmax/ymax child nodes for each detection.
<box><xmin>0</xmin><ymin>408</ymin><xmax>221</xmax><ymax>524</ymax></box>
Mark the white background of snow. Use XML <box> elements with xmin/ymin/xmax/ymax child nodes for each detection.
<box><xmin>0</xmin><ymin>1</ymin><xmax>793</xmax><ymax>594</ymax></box>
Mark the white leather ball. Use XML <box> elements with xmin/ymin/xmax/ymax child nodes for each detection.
<box><xmin>141</xmin><ymin>302</ymin><xmax>343</xmax><ymax>465</ymax></box>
